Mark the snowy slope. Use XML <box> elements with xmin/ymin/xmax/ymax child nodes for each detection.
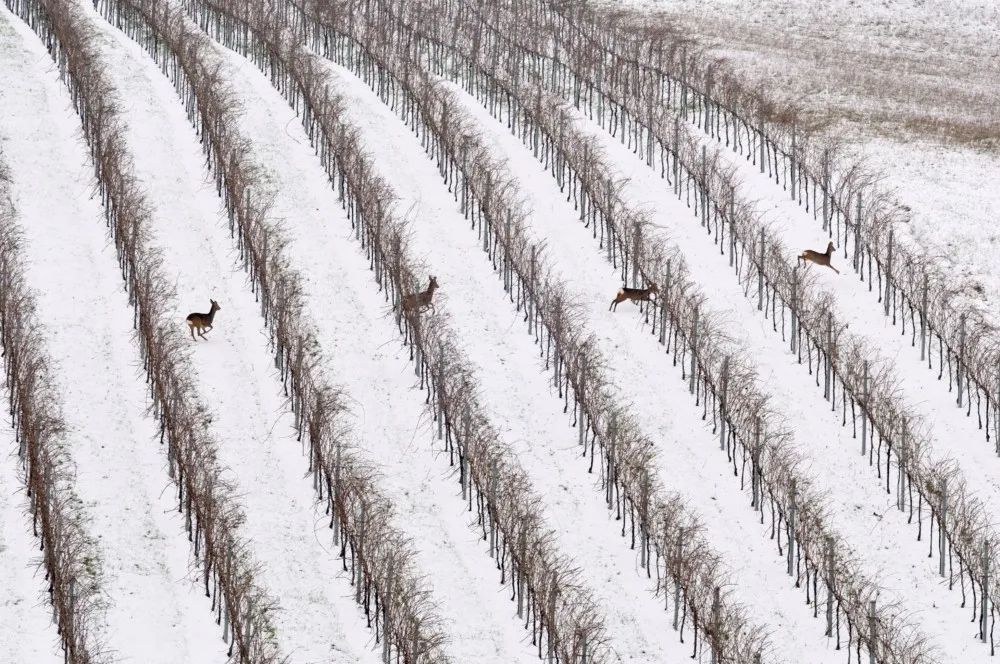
<box><xmin>181</xmin><ymin>33</ymin><xmax>545</xmax><ymax>664</ymax></box>
<box><xmin>434</xmin><ymin>76</ymin><xmax>991</xmax><ymax>663</ymax></box>
<box><xmin>292</xmin><ymin>48</ymin><xmax>868</xmax><ymax>661</ymax></box>
<box><xmin>543</xmin><ymin>92</ymin><xmax>983</xmax><ymax>660</ymax></box>
<box><xmin>1</xmin><ymin>9</ymin><xmax>226</xmax><ymax>663</ymax></box>
<box><xmin>680</xmin><ymin>104</ymin><xmax>1000</xmax><ymax>513</ymax></box>
<box><xmin>83</xmin><ymin>8</ymin><xmax>388</xmax><ymax>662</ymax></box>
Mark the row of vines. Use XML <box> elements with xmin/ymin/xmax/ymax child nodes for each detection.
<box><xmin>0</xmin><ymin>148</ymin><xmax>105</xmax><ymax>662</ymax></box>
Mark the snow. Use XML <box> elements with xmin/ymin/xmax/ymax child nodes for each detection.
<box><xmin>80</xmin><ymin>7</ymin><xmax>391</xmax><ymax>661</ymax></box>
<box><xmin>300</xmin><ymin>53</ymin><xmax>697</xmax><ymax>660</ymax></box>
<box><xmin>618</xmin><ymin>0</ymin><xmax>1000</xmax><ymax>313</ymax></box>
<box><xmin>437</xmin><ymin>76</ymin><xmax>988</xmax><ymax>661</ymax></box>
<box><xmin>0</xmin><ymin>8</ymin><xmax>227</xmax><ymax>663</ymax></box>
<box><xmin>541</xmin><ymin>72</ymin><xmax>985</xmax><ymax>660</ymax></box>
<box><xmin>3</xmin><ymin>0</ymin><xmax>996</xmax><ymax>659</ymax></box>
<box><xmin>188</xmin><ymin>38</ymin><xmax>543</xmax><ymax>664</ymax></box>
<box><xmin>293</xmin><ymin>48</ymin><xmax>858</xmax><ymax>661</ymax></box>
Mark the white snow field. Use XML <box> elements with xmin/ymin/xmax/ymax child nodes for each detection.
<box><xmin>3</xmin><ymin>0</ymin><xmax>996</xmax><ymax>660</ymax></box>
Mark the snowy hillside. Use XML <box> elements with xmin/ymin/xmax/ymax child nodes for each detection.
<box><xmin>1</xmin><ymin>0</ymin><xmax>996</xmax><ymax>663</ymax></box>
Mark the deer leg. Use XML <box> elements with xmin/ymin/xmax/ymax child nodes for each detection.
<box><xmin>829</xmin><ymin>265</ymin><xmax>840</xmax><ymax>275</ymax></box>
<box><xmin>188</xmin><ymin>323</ymin><xmax>197</xmax><ymax>341</ymax></box>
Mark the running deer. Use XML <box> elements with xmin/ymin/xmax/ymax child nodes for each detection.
<box><xmin>186</xmin><ymin>299</ymin><xmax>221</xmax><ymax>341</ymax></box>
<box><xmin>798</xmin><ymin>241</ymin><xmax>840</xmax><ymax>274</ymax></box>
<box><xmin>610</xmin><ymin>283</ymin><xmax>659</xmax><ymax>311</ymax></box>
<box><xmin>399</xmin><ymin>276</ymin><xmax>439</xmax><ymax>314</ymax></box>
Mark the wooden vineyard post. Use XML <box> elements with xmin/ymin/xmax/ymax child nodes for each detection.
<box><xmin>752</xmin><ymin>417</ymin><xmax>762</xmax><ymax>509</ymax></box>
<box><xmin>528</xmin><ymin>245</ymin><xmax>536</xmax><ymax>336</ymax></box>
<box><xmin>790</xmin><ymin>125</ymin><xmax>796</xmax><ymax>201</ymax></box>
<box><xmin>710</xmin><ymin>587</ymin><xmax>721</xmax><ymax>664</ymax></box>
<box><xmin>673</xmin><ymin>527</ymin><xmax>683</xmax><ymax>630</ymax></box>
<box><xmin>791</xmin><ymin>266</ymin><xmax>798</xmax><ymax>354</ymax></box>
<box><xmin>853</xmin><ymin>194</ymin><xmax>862</xmax><ymax>274</ymax></box>
<box><xmin>787</xmin><ymin>480</ymin><xmax>797</xmax><ymax>577</ymax></box>
<box><xmin>824</xmin><ymin>312</ymin><xmax>832</xmax><ymax>401</ymax></box>
<box><xmin>982</xmin><ymin>540</ymin><xmax>991</xmax><ymax>642</ymax></box>
<box><xmin>861</xmin><ymin>360</ymin><xmax>869</xmax><ymax>457</ymax></box>
<box><xmin>729</xmin><ymin>196</ymin><xmax>736</xmax><ymax>268</ymax></box>
<box><xmin>825</xmin><ymin>537</ymin><xmax>835</xmax><ymax>636</ymax></box>
<box><xmin>578</xmin><ymin>353</ymin><xmax>587</xmax><ymax>448</ymax></box>
<box><xmin>690</xmin><ymin>306</ymin><xmax>699</xmax><ymax>395</ymax></box>
<box><xmin>658</xmin><ymin>268</ymin><xmax>669</xmax><ymax>345</ymax></box>
<box><xmin>673</xmin><ymin>117</ymin><xmax>681</xmax><ymax>197</ymax></box>
<box><xmin>958</xmin><ymin>314</ymin><xmax>967</xmax><ymax>408</ymax></box>
<box><xmin>920</xmin><ymin>271</ymin><xmax>928</xmax><ymax>363</ymax></box>
<box><xmin>720</xmin><ymin>356</ymin><xmax>729</xmax><ymax>451</ymax></box>
<box><xmin>632</xmin><ymin>220</ymin><xmax>641</xmax><ymax>287</ymax></box>
<box><xmin>868</xmin><ymin>600</ymin><xmax>877</xmax><ymax>664</ymax></box>
<box><xmin>759</xmin><ymin>115</ymin><xmax>766</xmax><ymax>174</ymax></box>
<box><xmin>940</xmin><ymin>478</ymin><xmax>949</xmax><ymax>577</ymax></box>
<box><xmin>897</xmin><ymin>418</ymin><xmax>908</xmax><ymax>512</ymax></box>
<box><xmin>757</xmin><ymin>227</ymin><xmax>764</xmax><ymax>310</ymax></box>
<box><xmin>885</xmin><ymin>230</ymin><xmax>893</xmax><ymax>317</ymax></box>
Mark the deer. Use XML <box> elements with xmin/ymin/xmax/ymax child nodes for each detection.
<box><xmin>797</xmin><ymin>241</ymin><xmax>840</xmax><ymax>274</ymax></box>
<box><xmin>399</xmin><ymin>276</ymin><xmax>439</xmax><ymax>314</ymax></box>
<box><xmin>610</xmin><ymin>283</ymin><xmax>658</xmax><ymax>311</ymax></box>
<box><xmin>186</xmin><ymin>299</ymin><xmax>221</xmax><ymax>341</ymax></box>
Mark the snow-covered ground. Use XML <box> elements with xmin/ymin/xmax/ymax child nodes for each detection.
<box><xmin>4</xmin><ymin>0</ymin><xmax>996</xmax><ymax>659</ymax></box>
<box><xmin>619</xmin><ymin>0</ymin><xmax>1000</xmax><ymax>312</ymax></box>
<box><xmin>180</xmin><ymin>37</ymin><xmax>543</xmax><ymax>664</ymax></box>
<box><xmin>302</xmin><ymin>53</ymin><xmax>687</xmax><ymax>661</ymax></box>
<box><xmin>1</xmin><ymin>9</ymin><xmax>225</xmax><ymax>663</ymax></box>
<box><xmin>442</xmin><ymin>77</ymin><xmax>983</xmax><ymax>661</ymax></box>
<box><xmin>81</xmin><ymin>7</ymin><xmax>394</xmax><ymax>661</ymax></box>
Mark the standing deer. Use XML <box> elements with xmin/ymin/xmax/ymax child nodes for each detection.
<box><xmin>798</xmin><ymin>241</ymin><xmax>840</xmax><ymax>274</ymax></box>
<box><xmin>610</xmin><ymin>283</ymin><xmax>658</xmax><ymax>311</ymax></box>
<box><xmin>399</xmin><ymin>276</ymin><xmax>439</xmax><ymax>314</ymax></box>
<box><xmin>186</xmin><ymin>299</ymin><xmax>221</xmax><ymax>341</ymax></box>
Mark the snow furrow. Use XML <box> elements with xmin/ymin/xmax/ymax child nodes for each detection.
<box><xmin>434</xmin><ymin>73</ymin><xmax>989</xmax><ymax>662</ymax></box>
<box><xmin>1</xmin><ymin>9</ymin><xmax>226</xmax><ymax>662</ymax></box>
<box><xmin>82</xmin><ymin>8</ymin><xmax>386</xmax><ymax>661</ymax></box>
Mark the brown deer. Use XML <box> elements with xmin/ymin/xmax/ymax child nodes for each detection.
<box><xmin>610</xmin><ymin>283</ymin><xmax>658</xmax><ymax>311</ymax></box>
<box><xmin>399</xmin><ymin>276</ymin><xmax>439</xmax><ymax>314</ymax></box>
<box><xmin>186</xmin><ymin>299</ymin><xmax>221</xmax><ymax>341</ymax></box>
<box><xmin>797</xmin><ymin>241</ymin><xmax>839</xmax><ymax>274</ymax></box>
